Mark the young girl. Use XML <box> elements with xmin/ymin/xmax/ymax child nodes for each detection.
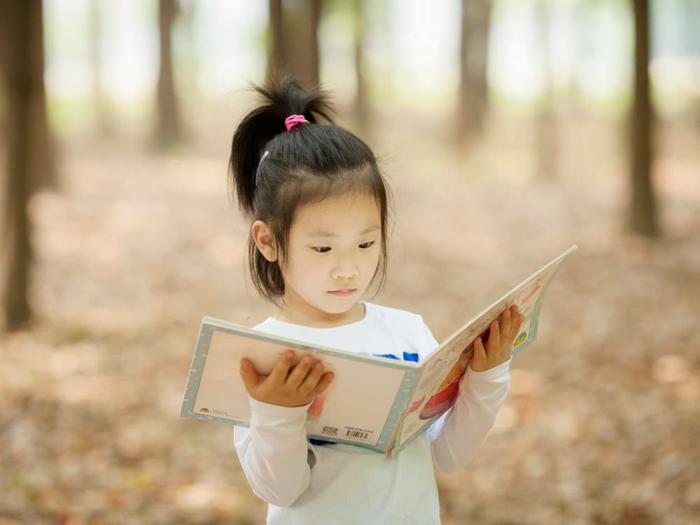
<box><xmin>229</xmin><ymin>77</ymin><xmax>522</xmax><ymax>525</ymax></box>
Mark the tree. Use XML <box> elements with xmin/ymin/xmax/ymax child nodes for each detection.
<box><xmin>534</xmin><ymin>0</ymin><xmax>558</xmax><ymax>181</ymax></box>
<box><xmin>456</xmin><ymin>0</ymin><xmax>492</xmax><ymax>145</ymax></box>
<box><xmin>27</xmin><ymin>0</ymin><xmax>56</xmax><ymax>193</ymax></box>
<box><xmin>155</xmin><ymin>0</ymin><xmax>182</xmax><ymax>148</ymax></box>
<box><xmin>267</xmin><ymin>0</ymin><xmax>323</xmax><ymax>90</ymax></box>
<box><xmin>628</xmin><ymin>0</ymin><xmax>658</xmax><ymax>236</ymax></box>
<box><xmin>681</xmin><ymin>0</ymin><xmax>700</xmax><ymax>126</ymax></box>
<box><xmin>89</xmin><ymin>0</ymin><xmax>114</xmax><ymax>136</ymax></box>
<box><xmin>352</xmin><ymin>0</ymin><xmax>370</xmax><ymax>136</ymax></box>
<box><xmin>1</xmin><ymin>0</ymin><xmax>48</xmax><ymax>330</ymax></box>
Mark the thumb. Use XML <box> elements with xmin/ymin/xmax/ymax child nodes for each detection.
<box><xmin>239</xmin><ymin>358</ymin><xmax>259</xmax><ymax>389</ymax></box>
<box><xmin>458</xmin><ymin>349</ymin><xmax>471</xmax><ymax>367</ymax></box>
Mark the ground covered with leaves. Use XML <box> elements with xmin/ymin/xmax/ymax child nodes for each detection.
<box><xmin>1</xmin><ymin>108</ymin><xmax>699</xmax><ymax>524</ymax></box>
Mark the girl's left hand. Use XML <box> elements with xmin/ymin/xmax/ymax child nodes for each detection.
<box><xmin>469</xmin><ymin>305</ymin><xmax>523</xmax><ymax>372</ymax></box>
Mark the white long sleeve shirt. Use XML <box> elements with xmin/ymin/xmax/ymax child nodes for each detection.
<box><xmin>233</xmin><ymin>301</ymin><xmax>511</xmax><ymax>524</ymax></box>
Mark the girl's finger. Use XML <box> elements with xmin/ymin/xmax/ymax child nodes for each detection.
<box><xmin>472</xmin><ymin>336</ymin><xmax>487</xmax><ymax>368</ymax></box>
<box><xmin>299</xmin><ymin>360</ymin><xmax>324</xmax><ymax>393</ymax></box>
<box><xmin>502</xmin><ymin>306</ymin><xmax>511</xmax><ymax>325</ymax></box>
<box><xmin>500</xmin><ymin>308</ymin><xmax>511</xmax><ymax>337</ymax></box>
<box><xmin>513</xmin><ymin>310</ymin><xmax>523</xmax><ymax>334</ymax></box>
<box><xmin>314</xmin><ymin>372</ymin><xmax>335</xmax><ymax>396</ymax></box>
<box><xmin>286</xmin><ymin>355</ymin><xmax>315</xmax><ymax>388</ymax></box>
<box><xmin>458</xmin><ymin>349</ymin><xmax>470</xmax><ymax>367</ymax></box>
<box><xmin>507</xmin><ymin>306</ymin><xmax>519</xmax><ymax>337</ymax></box>
<box><xmin>240</xmin><ymin>358</ymin><xmax>260</xmax><ymax>389</ymax></box>
<box><xmin>268</xmin><ymin>349</ymin><xmax>294</xmax><ymax>384</ymax></box>
<box><xmin>489</xmin><ymin>320</ymin><xmax>500</xmax><ymax>349</ymax></box>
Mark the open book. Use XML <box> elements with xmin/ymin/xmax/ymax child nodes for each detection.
<box><xmin>181</xmin><ymin>244</ymin><xmax>577</xmax><ymax>455</ymax></box>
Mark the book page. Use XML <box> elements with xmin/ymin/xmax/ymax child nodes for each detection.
<box><xmin>393</xmin><ymin>331</ymin><xmax>475</xmax><ymax>449</ymax></box>
<box><xmin>182</xmin><ymin>324</ymin><xmax>414</xmax><ymax>449</ymax></box>
<box><xmin>394</xmin><ymin>245</ymin><xmax>577</xmax><ymax>449</ymax></box>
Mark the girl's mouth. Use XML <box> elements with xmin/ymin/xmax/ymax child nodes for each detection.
<box><xmin>328</xmin><ymin>289</ymin><xmax>357</xmax><ymax>296</ymax></box>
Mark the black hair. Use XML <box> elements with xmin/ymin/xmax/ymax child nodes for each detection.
<box><xmin>228</xmin><ymin>77</ymin><xmax>393</xmax><ymax>307</ymax></box>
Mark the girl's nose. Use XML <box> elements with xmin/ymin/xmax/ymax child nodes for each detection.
<box><xmin>331</xmin><ymin>260</ymin><xmax>359</xmax><ymax>281</ymax></box>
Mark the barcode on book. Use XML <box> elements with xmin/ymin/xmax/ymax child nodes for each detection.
<box><xmin>321</xmin><ymin>426</ymin><xmax>338</xmax><ymax>436</ymax></box>
<box><xmin>344</xmin><ymin>427</ymin><xmax>373</xmax><ymax>441</ymax></box>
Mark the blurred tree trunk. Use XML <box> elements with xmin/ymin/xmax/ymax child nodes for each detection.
<box><xmin>456</xmin><ymin>0</ymin><xmax>492</xmax><ymax>145</ymax></box>
<box><xmin>176</xmin><ymin>1</ymin><xmax>197</xmax><ymax>100</ymax></box>
<box><xmin>89</xmin><ymin>0</ymin><xmax>113</xmax><ymax>136</ymax></box>
<box><xmin>267</xmin><ymin>0</ymin><xmax>323</xmax><ymax>90</ymax></box>
<box><xmin>353</xmin><ymin>0</ymin><xmax>370</xmax><ymax>137</ymax></box>
<box><xmin>269</xmin><ymin>0</ymin><xmax>283</xmax><ymax>79</ymax></box>
<box><xmin>534</xmin><ymin>0</ymin><xmax>558</xmax><ymax>181</ymax></box>
<box><xmin>155</xmin><ymin>0</ymin><xmax>181</xmax><ymax>148</ymax></box>
<box><xmin>28</xmin><ymin>0</ymin><xmax>55</xmax><ymax>193</ymax></box>
<box><xmin>565</xmin><ymin>1</ymin><xmax>588</xmax><ymax>114</ymax></box>
<box><xmin>629</xmin><ymin>0</ymin><xmax>658</xmax><ymax>236</ymax></box>
<box><xmin>1</xmin><ymin>0</ymin><xmax>43</xmax><ymax>330</ymax></box>
<box><xmin>683</xmin><ymin>0</ymin><xmax>700</xmax><ymax>126</ymax></box>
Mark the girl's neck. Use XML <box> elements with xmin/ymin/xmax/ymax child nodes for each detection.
<box><xmin>274</xmin><ymin>301</ymin><xmax>366</xmax><ymax>328</ymax></box>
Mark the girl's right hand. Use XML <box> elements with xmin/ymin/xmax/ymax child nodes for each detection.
<box><xmin>239</xmin><ymin>350</ymin><xmax>335</xmax><ymax>408</ymax></box>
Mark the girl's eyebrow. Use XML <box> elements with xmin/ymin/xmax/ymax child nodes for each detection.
<box><xmin>307</xmin><ymin>225</ymin><xmax>380</xmax><ymax>238</ymax></box>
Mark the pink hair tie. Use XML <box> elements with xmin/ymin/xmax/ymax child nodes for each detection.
<box><xmin>285</xmin><ymin>114</ymin><xmax>309</xmax><ymax>132</ymax></box>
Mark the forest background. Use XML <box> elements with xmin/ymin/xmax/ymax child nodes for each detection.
<box><xmin>1</xmin><ymin>1</ymin><xmax>699</xmax><ymax>523</ymax></box>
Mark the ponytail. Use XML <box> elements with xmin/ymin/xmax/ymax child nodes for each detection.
<box><xmin>228</xmin><ymin>77</ymin><xmax>335</xmax><ymax>217</ymax></box>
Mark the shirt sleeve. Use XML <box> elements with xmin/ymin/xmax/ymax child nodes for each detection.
<box><xmin>233</xmin><ymin>396</ymin><xmax>316</xmax><ymax>507</ymax></box>
<box><xmin>414</xmin><ymin>315</ymin><xmax>512</xmax><ymax>474</ymax></box>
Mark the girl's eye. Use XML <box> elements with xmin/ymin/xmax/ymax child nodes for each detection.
<box><xmin>311</xmin><ymin>241</ymin><xmax>375</xmax><ymax>253</ymax></box>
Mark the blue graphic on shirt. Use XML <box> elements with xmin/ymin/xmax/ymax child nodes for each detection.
<box><xmin>308</xmin><ymin>350</ymin><xmax>420</xmax><ymax>447</ymax></box>
<box><xmin>373</xmin><ymin>351</ymin><xmax>419</xmax><ymax>363</ymax></box>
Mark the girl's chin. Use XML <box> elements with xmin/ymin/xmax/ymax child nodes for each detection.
<box><xmin>319</xmin><ymin>297</ymin><xmax>361</xmax><ymax>313</ymax></box>
<box><xmin>320</xmin><ymin>302</ymin><xmax>356</xmax><ymax>314</ymax></box>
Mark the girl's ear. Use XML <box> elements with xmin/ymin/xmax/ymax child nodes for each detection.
<box><xmin>251</xmin><ymin>220</ymin><xmax>278</xmax><ymax>262</ymax></box>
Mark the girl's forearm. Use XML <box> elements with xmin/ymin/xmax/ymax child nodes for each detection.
<box><xmin>428</xmin><ymin>358</ymin><xmax>511</xmax><ymax>473</ymax></box>
<box><xmin>233</xmin><ymin>397</ymin><xmax>314</xmax><ymax>507</ymax></box>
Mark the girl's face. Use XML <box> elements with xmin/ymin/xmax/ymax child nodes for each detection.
<box><xmin>278</xmin><ymin>192</ymin><xmax>382</xmax><ymax>325</ymax></box>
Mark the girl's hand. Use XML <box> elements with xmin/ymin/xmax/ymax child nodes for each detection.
<box><xmin>239</xmin><ymin>350</ymin><xmax>335</xmax><ymax>408</ymax></box>
<box><xmin>469</xmin><ymin>305</ymin><xmax>523</xmax><ymax>372</ymax></box>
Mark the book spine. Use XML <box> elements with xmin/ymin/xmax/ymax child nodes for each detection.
<box><xmin>180</xmin><ymin>321</ymin><xmax>214</xmax><ymax>418</ymax></box>
<box><xmin>384</xmin><ymin>367</ymin><xmax>423</xmax><ymax>456</ymax></box>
